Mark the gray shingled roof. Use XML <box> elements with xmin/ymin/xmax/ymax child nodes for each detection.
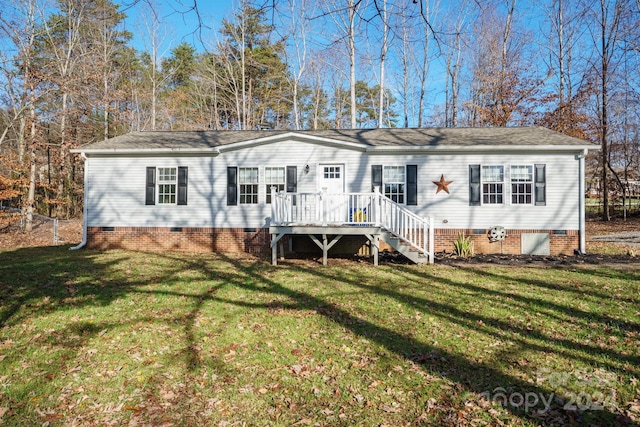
<box><xmin>75</xmin><ymin>127</ymin><xmax>597</xmax><ymax>151</ymax></box>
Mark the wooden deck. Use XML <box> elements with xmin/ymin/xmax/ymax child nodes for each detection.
<box><xmin>270</xmin><ymin>189</ymin><xmax>434</xmax><ymax>266</ymax></box>
<box><xmin>269</xmin><ymin>225</ymin><xmax>383</xmax><ymax>266</ymax></box>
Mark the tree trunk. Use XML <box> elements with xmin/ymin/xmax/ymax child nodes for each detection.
<box><xmin>349</xmin><ymin>0</ymin><xmax>357</xmax><ymax>129</ymax></box>
<box><xmin>25</xmin><ymin>94</ymin><xmax>36</xmax><ymax>232</ymax></box>
<box><xmin>600</xmin><ymin>0</ymin><xmax>609</xmax><ymax>221</ymax></box>
<box><xmin>377</xmin><ymin>0</ymin><xmax>388</xmax><ymax>128</ymax></box>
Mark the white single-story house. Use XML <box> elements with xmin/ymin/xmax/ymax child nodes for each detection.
<box><xmin>70</xmin><ymin>127</ymin><xmax>599</xmax><ymax>264</ymax></box>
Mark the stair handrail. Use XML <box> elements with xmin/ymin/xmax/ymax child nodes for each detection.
<box><xmin>374</xmin><ymin>187</ymin><xmax>434</xmax><ymax>263</ymax></box>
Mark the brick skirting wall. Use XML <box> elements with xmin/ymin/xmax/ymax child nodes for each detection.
<box><xmin>87</xmin><ymin>226</ymin><xmax>579</xmax><ymax>256</ymax></box>
<box><xmin>433</xmin><ymin>228</ymin><xmax>579</xmax><ymax>256</ymax></box>
<box><xmin>87</xmin><ymin>226</ymin><xmax>271</xmax><ymax>255</ymax></box>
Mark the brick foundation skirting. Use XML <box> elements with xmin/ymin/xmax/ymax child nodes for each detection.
<box><xmin>87</xmin><ymin>226</ymin><xmax>579</xmax><ymax>256</ymax></box>
<box><xmin>87</xmin><ymin>226</ymin><xmax>271</xmax><ymax>255</ymax></box>
<box><xmin>433</xmin><ymin>228</ymin><xmax>579</xmax><ymax>256</ymax></box>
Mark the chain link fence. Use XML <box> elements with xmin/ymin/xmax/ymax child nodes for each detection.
<box><xmin>0</xmin><ymin>207</ymin><xmax>82</xmax><ymax>246</ymax></box>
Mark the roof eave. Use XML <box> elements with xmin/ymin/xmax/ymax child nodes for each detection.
<box><xmin>216</xmin><ymin>131</ymin><xmax>369</xmax><ymax>152</ymax></box>
<box><xmin>69</xmin><ymin>148</ymin><xmax>221</xmax><ymax>155</ymax></box>
<box><xmin>365</xmin><ymin>144</ymin><xmax>600</xmax><ymax>153</ymax></box>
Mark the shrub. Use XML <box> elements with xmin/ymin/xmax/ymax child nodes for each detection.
<box><xmin>453</xmin><ymin>233</ymin><xmax>474</xmax><ymax>258</ymax></box>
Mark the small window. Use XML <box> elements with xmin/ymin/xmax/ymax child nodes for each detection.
<box><xmin>384</xmin><ymin>166</ymin><xmax>405</xmax><ymax>204</ymax></box>
<box><xmin>511</xmin><ymin>165</ymin><xmax>533</xmax><ymax>204</ymax></box>
<box><xmin>265</xmin><ymin>167</ymin><xmax>285</xmax><ymax>204</ymax></box>
<box><xmin>482</xmin><ymin>165</ymin><xmax>503</xmax><ymax>204</ymax></box>
<box><xmin>324</xmin><ymin>166</ymin><xmax>341</xmax><ymax>179</ymax></box>
<box><xmin>239</xmin><ymin>167</ymin><xmax>259</xmax><ymax>204</ymax></box>
<box><xmin>158</xmin><ymin>167</ymin><xmax>177</xmax><ymax>204</ymax></box>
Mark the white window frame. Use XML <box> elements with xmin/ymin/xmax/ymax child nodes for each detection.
<box><xmin>265</xmin><ymin>166</ymin><xmax>285</xmax><ymax>204</ymax></box>
<box><xmin>323</xmin><ymin>165</ymin><xmax>341</xmax><ymax>179</ymax></box>
<box><xmin>383</xmin><ymin>165</ymin><xmax>406</xmax><ymax>204</ymax></box>
<box><xmin>239</xmin><ymin>167</ymin><xmax>259</xmax><ymax>204</ymax></box>
<box><xmin>157</xmin><ymin>167</ymin><xmax>177</xmax><ymax>204</ymax></box>
<box><xmin>482</xmin><ymin>165</ymin><xmax>504</xmax><ymax>205</ymax></box>
<box><xmin>510</xmin><ymin>164</ymin><xmax>534</xmax><ymax>205</ymax></box>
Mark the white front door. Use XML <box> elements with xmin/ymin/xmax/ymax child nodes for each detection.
<box><xmin>318</xmin><ymin>164</ymin><xmax>346</xmax><ymax>223</ymax></box>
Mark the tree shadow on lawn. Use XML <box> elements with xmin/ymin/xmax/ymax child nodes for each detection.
<box><xmin>0</xmin><ymin>248</ymin><xmax>227</xmax><ymax>390</ymax></box>
<box><xmin>0</xmin><ymin>247</ymin><xmax>131</xmax><ymax>327</ymax></box>
<box><xmin>194</xmin><ymin>255</ymin><xmax>638</xmax><ymax>425</ymax></box>
<box><xmin>0</xmin><ymin>247</ymin><xmax>637</xmax><ymax>425</ymax></box>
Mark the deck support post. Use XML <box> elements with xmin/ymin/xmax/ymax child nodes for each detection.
<box><xmin>365</xmin><ymin>233</ymin><xmax>380</xmax><ymax>266</ymax></box>
<box><xmin>270</xmin><ymin>232</ymin><xmax>287</xmax><ymax>266</ymax></box>
<box><xmin>269</xmin><ymin>226</ymin><xmax>383</xmax><ymax>267</ymax></box>
<box><xmin>322</xmin><ymin>234</ymin><xmax>328</xmax><ymax>266</ymax></box>
<box><xmin>308</xmin><ymin>234</ymin><xmax>343</xmax><ymax>266</ymax></box>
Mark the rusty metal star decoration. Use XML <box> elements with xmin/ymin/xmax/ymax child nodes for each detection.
<box><xmin>433</xmin><ymin>174</ymin><xmax>453</xmax><ymax>194</ymax></box>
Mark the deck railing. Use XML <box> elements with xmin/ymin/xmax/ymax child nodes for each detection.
<box><xmin>271</xmin><ymin>187</ymin><xmax>434</xmax><ymax>261</ymax></box>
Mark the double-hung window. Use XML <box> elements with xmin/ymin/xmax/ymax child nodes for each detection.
<box><xmin>469</xmin><ymin>164</ymin><xmax>545</xmax><ymax>206</ymax></box>
<box><xmin>372</xmin><ymin>164</ymin><xmax>417</xmax><ymax>205</ymax></box>
<box><xmin>239</xmin><ymin>167</ymin><xmax>259</xmax><ymax>204</ymax></box>
<box><xmin>157</xmin><ymin>167</ymin><xmax>177</xmax><ymax>204</ymax></box>
<box><xmin>482</xmin><ymin>165</ymin><xmax>504</xmax><ymax>204</ymax></box>
<box><xmin>511</xmin><ymin>165</ymin><xmax>533</xmax><ymax>204</ymax></box>
<box><xmin>265</xmin><ymin>167</ymin><xmax>285</xmax><ymax>204</ymax></box>
<box><xmin>146</xmin><ymin>166</ymin><xmax>188</xmax><ymax>206</ymax></box>
<box><xmin>227</xmin><ymin>166</ymin><xmax>297</xmax><ymax>206</ymax></box>
<box><xmin>383</xmin><ymin>166</ymin><xmax>405</xmax><ymax>204</ymax></box>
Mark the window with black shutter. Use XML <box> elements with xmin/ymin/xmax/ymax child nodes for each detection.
<box><xmin>145</xmin><ymin>167</ymin><xmax>156</xmax><ymax>205</ymax></box>
<box><xmin>469</xmin><ymin>164</ymin><xmax>481</xmax><ymax>206</ymax></box>
<box><xmin>227</xmin><ymin>167</ymin><xmax>238</xmax><ymax>206</ymax></box>
<box><xmin>534</xmin><ymin>164</ymin><xmax>546</xmax><ymax>206</ymax></box>
<box><xmin>146</xmin><ymin>166</ymin><xmax>188</xmax><ymax>205</ymax></box>
<box><xmin>177</xmin><ymin>166</ymin><xmax>188</xmax><ymax>205</ymax></box>
<box><xmin>406</xmin><ymin>165</ymin><xmax>418</xmax><ymax>206</ymax></box>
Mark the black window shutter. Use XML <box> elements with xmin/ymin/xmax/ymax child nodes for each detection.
<box><xmin>177</xmin><ymin>166</ymin><xmax>188</xmax><ymax>205</ymax></box>
<box><xmin>469</xmin><ymin>164</ymin><xmax>481</xmax><ymax>206</ymax></box>
<box><xmin>406</xmin><ymin>164</ymin><xmax>418</xmax><ymax>206</ymax></box>
<box><xmin>371</xmin><ymin>165</ymin><xmax>382</xmax><ymax>192</ymax></box>
<box><xmin>227</xmin><ymin>167</ymin><xmax>237</xmax><ymax>206</ymax></box>
<box><xmin>145</xmin><ymin>167</ymin><xmax>156</xmax><ymax>205</ymax></box>
<box><xmin>535</xmin><ymin>164</ymin><xmax>546</xmax><ymax>206</ymax></box>
<box><xmin>286</xmin><ymin>166</ymin><xmax>297</xmax><ymax>192</ymax></box>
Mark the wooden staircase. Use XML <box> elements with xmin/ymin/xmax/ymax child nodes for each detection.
<box><xmin>380</xmin><ymin>230</ymin><xmax>431</xmax><ymax>264</ymax></box>
<box><xmin>376</xmin><ymin>191</ymin><xmax>434</xmax><ymax>264</ymax></box>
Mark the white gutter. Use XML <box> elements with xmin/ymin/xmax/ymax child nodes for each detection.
<box><xmin>71</xmin><ymin>143</ymin><xmax>599</xmax><ymax>156</ymax></box>
<box><xmin>69</xmin><ymin>147</ymin><xmax>221</xmax><ymax>155</ymax></box>
<box><xmin>577</xmin><ymin>149</ymin><xmax>588</xmax><ymax>254</ymax></box>
<box><xmin>366</xmin><ymin>144</ymin><xmax>599</xmax><ymax>153</ymax></box>
<box><xmin>70</xmin><ymin>153</ymin><xmax>88</xmax><ymax>250</ymax></box>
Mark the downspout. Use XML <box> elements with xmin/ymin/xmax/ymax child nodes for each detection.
<box><xmin>70</xmin><ymin>152</ymin><xmax>88</xmax><ymax>250</ymax></box>
<box><xmin>577</xmin><ymin>149</ymin><xmax>587</xmax><ymax>254</ymax></box>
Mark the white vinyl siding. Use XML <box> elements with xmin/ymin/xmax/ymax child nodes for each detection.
<box><xmin>84</xmin><ymin>140</ymin><xmax>581</xmax><ymax>231</ymax></box>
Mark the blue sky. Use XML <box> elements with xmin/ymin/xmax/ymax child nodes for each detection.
<box><xmin>120</xmin><ymin>0</ymin><xmax>235</xmax><ymax>53</ymax></box>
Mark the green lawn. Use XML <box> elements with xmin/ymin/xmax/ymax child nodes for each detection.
<box><xmin>0</xmin><ymin>248</ymin><xmax>638</xmax><ymax>426</ymax></box>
